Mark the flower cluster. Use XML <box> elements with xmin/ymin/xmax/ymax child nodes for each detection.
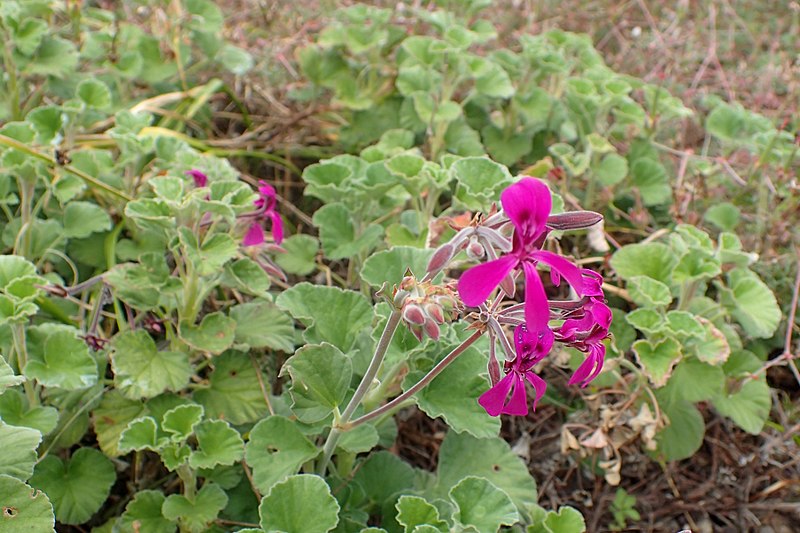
<box><xmin>394</xmin><ymin>275</ymin><xmax>459</xmax><ymax>342</ymax></box>
<box><xmin>450</xmin><ymin>177</ymin><xmax>610</xmax><ymax>417</ymax></box>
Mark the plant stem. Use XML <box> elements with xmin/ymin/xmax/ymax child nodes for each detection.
<box><xmin>343</xmin><ymin>330</ymin><xmax>483</xmax><ymax>430</ymax></box>
<box><xmin>316</xmin><ymin>310</ymin><xmax>402</xmax><ymax>475</ymax></box>
<box><xmin>177</xmin><ymin>464</ymin><xmax>197</xmax><ymax>502</ymax></box>
<box><xmin>2</xmin><ymin>34</ymin><xmax>21</xmax><ymax>120</ymax></box>
<box><xmin>11</xmin><ymin>323</ymin><xmax>38</xmax><ymax>406</ymax></box>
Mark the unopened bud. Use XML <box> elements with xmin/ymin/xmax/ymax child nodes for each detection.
<box><xmin>410</xmin><ymin>325</ymin><xmax>424</xmax><ymax>342</ymax></box>
<box><xmin>393</xmin><ymin>289</ymin><xmax>410</xmax><ymax>307</ymax></box>
<box><xmin>427</xmin><ymin>243</ymin><xmax>454</xmax><ymax>274</ymax></box>
<box><xmin>499</xmin><ymin>273</ymin><xmax>516</xmax><ymax>298</ymax></box>
<box><xmin>488</xmin><ymin>355</ymin><xmax>501</xmax><ymax>386</ymax></box>
<box><xmin>466</xmin><ymin>237</ymin><xmax>485</xmax><ymax>260</ymax></box>
<box><xmin>425</xmin><ymin>303</ymin><xmax>445</xmax><ymax>324</ymax></box>
<box><xmin>403</xmin><ymin>303</ymin><xmax>426</xmax><ymax>325</ymax></box>
<box><xmin>423</xmin><ymin>318</ymin><xmax>440</xmax><ymax>341</ymax></box>
<box><xmin>546</xmin><ymin>211</ymin><xmax>603</xmax><ymax>231</ymax></box>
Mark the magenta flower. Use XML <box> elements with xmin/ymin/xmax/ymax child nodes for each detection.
<box><xmin>479</xmin><ymin>324</ymin><xmax>552</xmax><ymax>416</ymax></box>
<box><xmin>185</xmin><ymin>169</ymin><xmax>208</xmax><ymax>188</ymax></box>
<box><xmin>243</xmin><ymin>181</ymin><xmax>284</xmax><ymax>247</ymax></box>
<box><xmin>458</xmin><ymin>177</ymin><xmax>600</xmax><ymax>332</ymax></box>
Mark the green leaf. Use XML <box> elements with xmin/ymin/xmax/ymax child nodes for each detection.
<box><xmin>24</xmin><ymin>329</ymin><xmax>97</xmax><ymax>390</ymax></box>
<box><xmin>276</xmin><ymin>283</ymin><xmax>373</xmax><ymax>352</ymax></box>
<box><xmin>610</xmin><ymin>243</ymin><xmax>676</xmax><ymax>284</ymax></box>
<box><xmin>450</xmin><ymin>476</ymin><xmax>519</xmax><ymax>531</ymax></box>
<box><xmin>222</xmin><ymin>258</ymin><xmax>272</xmax><ymax>296</ymax></box>
<box><xmin>415</xmin><ymin>344</ymin><xmax>500</xmax><ymax>439</ymax></box>
<box><xmin>259</xmin><ymin>475</ymin><xmax>340</xmax><ymax>533</ymax></box>
<box><xmin>672</xmin><ymin>253</ymin><xmax>720</xmax><ymax>284</ymax></box>
<box><xmin>352</xmin><ymin>450</ymin><xmax>416</xmax><ymax>509</ymax></box>
<box><xmin>29</xmin><ymin>448</ymin><xmax>115</xmax><ymax>526</ymax></box>
<box><xmin>313</xmin><ymin>203</ymin><xmax>383</xmax><ymax>260</ymax></box>
<box><xmin>281</xmin><ymin>343</ymin><xmax>352</xmax><ymax>423</ymax></box>
<box><xmin>705</xmin><ymin>104</ymin><xmax>744</xmax><ymax>142</ymax></box>
<box><xmin>162</xmin><ymin>483</ymin><xmax>228</xmax><ymax>533</ymax></box>
<box><xmin>436</xmin><ymin>432</ymin><xmax>536</xmax><ymax>515</ymax></box>
<box><xmin>629</xmin><ymin>158</ymin><xmax>671</xmax><ymax>205</ymax></box>
<box><xmin>664</xmin><ymin>311</ymin><xmax>705</xmax><ymax>340</ymax></box>
<box><xmin>723</xmin><ymin>269</ymin><xmax>781</xmax><ymax>339</ymax></box>
<box><xmin>593</xmin><ymin>153</ymin><xmax>628</xmax><ymax>186</ymax></box>
<box><xmin>62</xmin><ymin>201</ymin><xmax>112</xmax><ymax>239</ymax></box>
<box><xmin>627</xmin><ymin>276</ymin><xmax>672</xmax><ymax>308</ymax></box>
<box><xmin>118</xmin><ymin>417</ymin><xmax>161</xmax><ymax>453</ymax></box>
<box><xmin>528</xmin><ymin>506</ymin><xmax>587</xmax><ymax>533</ymax></box>
<box><xmin>704</xmin><ymin>203</ymin><xmax>740</xmax><ymax>231</ymax></box>
<box><xmin>118</xmin><ymin>490</ymin><xmax>175</xmax><ymax>533</ymax></box>
<box><xmin>624</xmin><ymin>308</ymin><xmax>664</xmax><ymax>335</ymax></box>
<box><xmin>337</xmin><ymin>423</ymin><xmax>379</xmax><ymax>454</ymax></box>
<box><xmin>179</xmin><ymin>312</ymin><xmax>235</xmax><ymax>354</ymax></box>
<box><xmin>217</xmin><ymin>44</ymin><xmax>254</xmax><ymax>75</ymax></box>
<box><xmin>0</xmin><ymin>475</ymin><xmax>55</xmax><ymax>532</ymax></box>
<box><xmin>188</xmin><ymin>419</ymin><xmax>244</xmax><ymax>469</ymax></box>
<box><xmin>361</xmin><ymin>247</ymin><xmax>434</xmax><ymax>288</ymax></box>
<box><xmin>690</xmin><ymin>318</ymin><xmax>731</xmax><ymax>365</ymax></box>
<box><xmin>451</xmin><ymin>157</ymin><xmax>512</xmax><ymax>211</ymax></box>
<box><xmin>712</xmin><ymin>380</ymin><xmax>771</xmax><ymax>435</ymax></box>
<box><xmin>396</xmin><ymin>496</ymin><xmax>447</xmax><ymax>533</ymax></box>
<box><xmin>0</xmin><ymin>256</ymin><xmax>38</xmax><ymax>290</ymax></box>
<box><xmin>660</xmin><ymin>358</ymin><xmax>724</xmax><ymax>403</ymax></box>
<box><xmin>654</xmin><ymin>400</ymin><xmax>704</xmax><ymax>461</ymax></box>
<box><xmin>229</xmin><ymin>301</ymin><xmax>295</xmax><ymax>352</ymax></box>
<box><xmin>274</xmin><ymin>235</ymin><xmax>319</xmax><ymax>276</ymax></box>
<box><xmin>0</xmin><ymin>390</ymin><xmax>58</xmax><ymax>435</ymax></box>
<box><xmin>92</xmin><ymin>391</ymin><xmax>145</xmax><ymax>457</ymax></box>
<box><xmin>76</xmin><ymin>79</ymin><xmax>112</xmax><ymax>110</ymax></box>
<box><xmin>179</xmin><ymin>230</ymin><xmax>238</xmax><ymax>277</ymax></box>
<box><xmin>0</xmin><ymin>422</ymin><xmax>41</xmax><ymax>480</ymax></box>
<box><xmin>245</xmin><ymin>416</ymin><xmax>319</xmax><ymax>494</ymax></box>
<box><xmin>161</xmin><ymin>404</ymin><xmax>204</xmax><ymax>442</ymax></box>
<box><xmin>21</xmin><ymin>36</ymin><xmax>78</xmax><ymax>78</ymax></box>
<box><xmin>0</xmin><ymin>359</ymin><xmax>25</xmax><ymax>391</ymax></box>
<box><xmin>193</xmin><ymin>352</ymin><xmax>270</xmax><ymax>424</ymax></box>
<box><xmin>632</xmin><ymin>338</ymin><xmax>681</xmax><ymax>387</ymax></box>
<box><xmin>10</xmin><ymin>18</ymin><xmax>48</xmax><ymax>56</ymax></box>
<box><xmin>111</xmin><ymin>331</ymin><xmax>192</xmax><ymax>399</ymax></box>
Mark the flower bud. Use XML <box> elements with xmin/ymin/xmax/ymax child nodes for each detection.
<box><xmin>427</xmin><ymin>242</ymin><xmax>454</xmax><ymax>274</ymax></box>
<box><xmin>424</xmin><ymin>302</ymin><xmax>445</xmax><ymax>324</ymax></box>
<box><xmin>393</xmin><ymin>289</ymin><xmax>410</xmax><ymax>307</ymax></box>
<box><xmin>466</xmin><ymin>236</ymin><xmax>485</xmax><ymax>260</ymax></box>
<box><xmin>402</xmin><ymin>303</ymin><xmax>426</xmax><ymax>325</ymax></box>
<box><xmin>423</xmin><ymin>318</ymin><xmax>440</xmax><ymax>341</ymax></box>
<box><xmin>546</xmin><ymin>210</ymin><xmax>603</xmax><ymax>231</ymax></box>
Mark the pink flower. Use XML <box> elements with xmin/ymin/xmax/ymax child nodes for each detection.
<box><xmin>243</xmin><ymin>181</ymin><xmax>284</xmax><ymax>247</ymax></box>
<box><xmin>185</xmin><ymin>170</ymin><xmax>208</xmax><ymax>188</ymax></box>
<box><xmin>479</xmin><ymin>324</ymin><xmax>552</xmax><ymax>416</ymax></box>
<box><xmin>458</xmin><ymin>177</ymin><xmax>600</xmax><ymax>332</ymax></box>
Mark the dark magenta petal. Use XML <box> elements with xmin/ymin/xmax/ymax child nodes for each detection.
<box><xmin>525</xmin><ymin>372</ymin><xmax>547</xmax><ymax>410</ymax></box>
<box><xmin>242</xmin><ymin>223</ymin><xmax>265</xmax><ymax>247</ymax></box>
<box><xmin>502</xmin><ymin>374</ymin><xmax>529</xmax><ymax>416</ymax></box>
<box><xmin>185</xmin><ymin>170</ymin><xmax>208</xmax><ymax>188</ymax></box>
<box><xmin>568</xmin><ymin>356</ymin><xmax>594</xmax><ymax>387</ymax></box>
<box><xmin>513</xmin><ymin>324</ymin><xmax>534</xmax><ymax>358</ymax></box>
<box><xmin>568</xmin><ymin>344</ymin><xmax>606</xmax><ymax>387</ymax></box>
<box><xmin>531</xmin><ymin>250</ymin><xmax>585</xmax><ymax>296</ymax></box>
<box><xmin>478</xmin><ymin>373</ymin><xmax>516</xmax><ymax>417</ymax></box>
<box><xmin>500</xmin><ymin>177</ymin><xmax>551</xmax><ymax>243</ymax></box>
<box><xmin>268</xmin><ymin>211</ymin><xmax>284</xmax><ymax>245</ymax></box>
<box><xmin>522</xmin><ymin>262</ymin><xmax>550</xmax><ymax>331</ymax></box>
<box><xmin>458</xmin><ymin>255</ymin><xmax>518</xmax><ymax>307</ymax></box>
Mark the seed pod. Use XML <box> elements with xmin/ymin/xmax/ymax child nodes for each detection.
<box><xmin>546</xmin><ymin>210</ymin><xmax>603</xmax><ymax>231</ymax></box>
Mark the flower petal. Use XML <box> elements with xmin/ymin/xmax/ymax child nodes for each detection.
<box><xmin>525</xmin><ymin>372</ymin><xmax>547</xmax><ymax>410</ymax></box>
<box><xmin>500</xmin><ymin>177</ymin><xmax>551</xmax><ymax>242</ymax></box>
<box><xmin>185</xmin><ymin>169</ymin><xmax>208</xmax><ymax>187</ymax></box>
<box><xmin>242</xmin><ymin>223</ymin><xmax>265</xmax><ymax>247</ymax></box>
<box><xmin>502</xmin><ymin>374</ymin><xmax>529</xmax><ymax>416</ymax></box>
<box><xmin>268</xmin><ymin>211</ymin><xmax>284</xmax><ymax>245</ymax></box>
<box><xmin>478</xmin><ymin>373</ymin><xmax>516</xmax><ymax>417</ymax></box>
<box><xmin>458</xmin><ymin>255</ymin><xmax>518</xmax><ymax>307</ymax></box>
<box><xmin>531</xmin><ymin>250</ymin><xmax>585</xmax><ymax>296</ymax></box>
<box><xmin>522</xmin><ymin>261</ymin><xmax>550</xmax><ymax>331</ymax></box>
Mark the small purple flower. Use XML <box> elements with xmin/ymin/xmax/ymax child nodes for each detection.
<box><xmin>243</xmin><ymin>181</ymin><xmax>284</xmax><ymax>247</ymax></box>
<box><xmin>458</xmin><ymin>177</ymin><xmax>600</xmax><ymax>333</ymax></box>
<box><xmin>479</xmin><ymin>324</ymin><xmax>552</xmax><ymax>416</ymax></box>
<box><xmin>185</xmin><ymin>169</ymin><xmax>208</xmax><ymax>188</ymax></box>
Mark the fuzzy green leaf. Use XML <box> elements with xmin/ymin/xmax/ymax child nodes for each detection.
<box><xmin>245</xmin><ymin>416</ymin><xmax>319</xmax><ymax>494</ymax></box>
<box><xmin>259</xmin><ymin>475</ymin><xmax>340</xmax><ymax>533</ymax></box>
<box><xmin>111</xmin><ymin>330</ymin><xmax>192</xmax><ymax>399</ymax></box>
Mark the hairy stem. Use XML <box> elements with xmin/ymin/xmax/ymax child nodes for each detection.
<box><xmin>317</xmin><ymin>310</ymin><xmax>402</xmax><ymax>475</ymax></box>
